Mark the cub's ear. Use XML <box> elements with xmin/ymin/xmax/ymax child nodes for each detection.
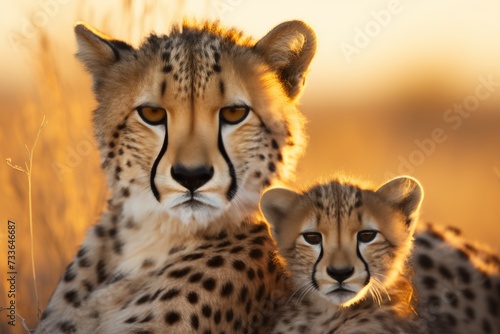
<box><xmin>74</xmin><ymin>22</ymin><xmax>135</xmax><ymax>76</ymax></box>
<box><xmin>260</xmin><ymin>187</ymin><xmax>300</xmax><ymax>235</ymax></box>
<box><xmin>376</xmin><ymin>176</ymin><xmax>424</xmax><ymax>227</ymax></box>
<box><xmin>255</xmin><ymin>20</ymin><xmax>317</xmax><ymax>100</ymax></box>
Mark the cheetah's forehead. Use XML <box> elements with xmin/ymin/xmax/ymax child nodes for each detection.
<box><xmin>305</xmin><ymin>182</ymin><xmax>362</xmax><ymax>224</ymax></box>
<box><xmin>144</xmin><ymin>31</ymin><xmax>228</xmax><ymax>100</ymax></box>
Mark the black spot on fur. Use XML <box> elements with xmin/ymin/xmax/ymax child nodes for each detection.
<box><xmin>251</xmin><ymin>236</ymin><xmax>267</xmax><ymax>245</ymax></box>
<box><xmin>161</xmin><ymin>289</ymin><xmax>180</xmax><ymax>301</ymax></box>
<box><xmin>78</xmin><ymin>257</ymin><xmax>91</xmax><ymax>268</ymax></box>
<box><xmin>220</xmin><ymin>282</ymin><xmax>234</xmax><ymax>297</ymax></box>
<box><xmin>169</xmin><ymin>267</ymin><xmax>191</xmax><ymax>278</ymax></box>
<box><xmin>136</xmin><ymin>294</ymin><xmax>150</xmax><ymax>305</ymax></box>
<box><xmin>438</xmin><ymin>265</ymin><xmax>453</xmax><ymax>279</ymax></box>
<box><xmin>125</xmin><ymin>316</ymin><xmax>138</xmax><ymax>324</ymax></box>
<box><xmin>58</xmin><ymin>321</ymin><xmax>77</xmax><ymax>333</ymax></box>
<box><xmin>94</xmin><ymin>225</ymin><xmax>106</xmax><ymax>238</ymax></box>
<box><xmin>165</xmin><ymin>311</ymin><xmax>181</xmax><ymax>325</ymax></box>
<box><xmin>216</xmin><ymin>240</ymin><xmax>231</xmax><ymax>248</ymax></box>
<box><xmin>63</xmin><ymin>290</ymin><xmax>80</xmax><ymax>307</ymax></box>
<box><xmin>230</xmin><ymin>246</ymin><xmax>244</xmax><ymax>254</ymax></box>
<box><xmin>160</xmin><ymin>80</ymin><xmax>166</xmax><ymax>96</ymax></box>
<box><xmin>487</xmin><ymin>297</ymin><xmax>498</xmax><ymax>316</ymax></box>
<box><xmin>414</xmin><ymin>237</ymin><xmax>432</xmax><ymax>249</ymax></box>
<box><xmin>157</xmin><ymin>264</ymin><xmax>173</xmax><ymax>276</ymax></box>
<box><xmin>83</xmin><ymin>280</ymin><xmax>93</xmax><ymax>293</ymax></box>
<box><xmin>96</xmin><ymin>260</ymin><xmax>107</xmax><ymax>283</ymax></box>
<box><xmin>197</xmin><ymin>243</ymin><xmax>213</xmax><ymax>250</ymax></box>
<box><xmin>187</xmin><ymin>291</ymin><xmax>199</xmax><ymax>304</ymax></box>
<box><xmin>188</xmin><ymin>272</ymin><xmax>204</xmax><ymax>283</ymax></box>
<box><xmin>63</xmin><ymin>265</ymin><xmax>76</xmax><ymax>282</ymax></box>
<box><xmin>247</xmin><ymin>268</ymin><xmax>256</xmax><ymax>280</ymax></box>
<box><xmin>233</xmin><ymin>260</ymin><xmax>246</xmax><ymax>271</ymax></box>
<box><xmin>219</xmin><ymin>80</ymin><xmax>225</xmax><ymax>96</ymax></box>
<box><xmin>202</xmin><ymin>304</ymin><xmax>212</xmax><ymax>318</ymax></box>
<box><xmin>465</xmin><ymin>306</ymin><xmax>475</xmax><ymax>319</ymax></box>
<box><xmin>249</xmin><ymin>249</ymin><xmax>264</xmax><ymax>259</ymax></box>
<box><xmin>239</xmin><ymin>286</ymin><xmax>248</xmax><ymax>303</ymax></box>
<box><xmin>268</xmin><ymin>162</ymin><xmax>276</xmax><ymax>172</ymax></box>
<box><xmin>417</xmin><ymin>254</ymin><xmax>434</xmax><ymax>269</ymax></box>
<box><xmin>462</xmin><ymin>288</ymin><xmax>476</xmax><ymax>300</ymax></box>
<box><xmin>255</xmin><ymin>283</ymin><xmax>265</xmax><ymax>301</ymax></box>
<box><xmin>457</xmin><ymin>266</ymin><xmax>471</xmax><ymax>284</ymax></box>
<box><xmin>202</xmin><ymin>278</ymin><xmax>216</xmax><ymax>291</ymax></box>
<box><xmin>163</xmin><ymin>65</ymin><xmax>173</xmax><ymax>73</ymax></box>
<box><xmin>183</xmin><ymin>253</ymin><xmax>204</xmax><ymax>261</ymax></box>
<box><xmin>214</xmin><ymin>310</ymin><xmax>222</xmax><ymax>324</ymax></box>
<box><xmin>77</xmin><ymin>247</ymin><xmax>86</xmax><ymax>258</ymax></box>
<box><xmin>207</xmin><ymin>255</ymin><xmax>225</xmax><ymax>268</ymax></box>
<box><xmin>140</xmin><ymin>313</ymin><xmax>154</xmax><ymax>323</ymax></box>
<box><xmin>41</xmin><ymin>309</ymin><xmax>51</xmax><ymax>320</ymax></box>
<box><xmin>422</xmin><ymin>276</ymin><xmax>437</xmax><ymax>289</ymax></box>
<box><xmin>225</xmin><ymin>309</ymin><xmax>234</xmax><ymax>322</ymax></box>
<box><xmin>233</xmin><ymin>317</ymin><xmax>242</xmax><ymax>330</ymax></box>
<box><xmin>251</xmin><ymin>223</ymin><xmax>267</xmax><ymax>234</ymax></box>
<box><xmin>235</xmin><ymin>233</ymin><xmax>247</xmax><ymax>240</ymax></box>
<box><xmin>190</xmin><ymin>314</ymin><xmax>199</xmax><ymax>329</ymax></box>
<box><xmin>483</xmin><ymin>319</ymin><xmax>492</xmax><ymax>333</ymax></box>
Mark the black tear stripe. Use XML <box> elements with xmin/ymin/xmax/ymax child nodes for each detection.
<box><xmin>150</xmin><ymin>126</ymin><xmax>169</xmax><ymax>202</ymax></box>
<box><xmin>311</xmin><ymin>244</ymin><xmax>323</xmax><ymax>290</ymax></box>
<box><xmin>218</xmin><ymin>124</ymin><xmax>238</xmax><ymax>201</ymax></box>
<box><xmin>356</xmin><ymin>243</ymin><xmax>371</xmax><ymax>286</ymax></box>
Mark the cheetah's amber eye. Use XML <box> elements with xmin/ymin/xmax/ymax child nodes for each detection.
<box><xmin>137</xmin><ymin>106</ymin><xmax>167</xmax><ymax>125</ymax></box>
<box><xmin>302</xmin><ymin>232</ymin><xmax>322</xmax><ymax>245</ymax></box>
<box><xmin>220</xmin><ymin>106</ymin><xmax>250</xmax><ymax>125</ymax></box>
<box><xmin>357</xmin><ymin>230</ymin><xmax>378</xmax><ymax>243</ymax></box>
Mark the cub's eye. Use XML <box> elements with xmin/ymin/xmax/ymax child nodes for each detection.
<box><xmin>137</xmin><ymin>106</ymin><xmax>167</xmax><ymax>125</ymax></box>
<box><xmin>302</xmin><ymin>232</ymin><xmax>322</xmax><ymax>245</ymax></box>
<box><xmin>357</xmin><ymin>230</ymin><xmax>378</xmax><ymax>243</ymax></box>
<box><xmin>220</xmin><ymin>106</ymin><xmax>250</xmax><ymax>125</ymax></box>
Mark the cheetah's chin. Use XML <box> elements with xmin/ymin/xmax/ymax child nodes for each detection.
<box><xmin>327</xmin><ymin>289</ymin><xmax>357</xmax><ymax>305</ymax></box>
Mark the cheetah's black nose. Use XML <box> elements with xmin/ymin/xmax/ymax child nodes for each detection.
<box><xmin>171</xmin><ymin>165</ymin><xmax>214</xmax><ymax>193</ymax></box>
<box><xmin>326</xmin><ymin>266</ymin><xmax>354</xmax><ymax>283</ymax></box>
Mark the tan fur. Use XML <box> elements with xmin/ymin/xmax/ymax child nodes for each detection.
<box><xmin>261</xmin><ymin>176</ymin><xmax>425</xmax><ymax>333</ymax></box>
<box><xmin>36</xmin><ymin>20</ymin><xmax>316</xmax><ymax>333</ymax></box>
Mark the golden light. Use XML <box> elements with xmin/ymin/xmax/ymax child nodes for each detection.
<box><xmin>1</xmin><ymin>1</ymin><xmax>499</xmax><ymax>332</ymax></box>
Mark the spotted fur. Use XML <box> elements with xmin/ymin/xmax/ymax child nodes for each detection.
<box><xmin>412</xmin><ymin>223</ymin><xmax>500</xmax><ymax>334</ymax></box>
<box><xmin>35</xmin><ymin>20</ymin><xmax>316</xmax><ymax>333</ymax></box>
<box><xmin>261</xmin><ymin>177</ymin><xmax>425</xmax><ymax>333</ymax></box>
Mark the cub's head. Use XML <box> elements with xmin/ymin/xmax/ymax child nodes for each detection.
<box><xmin>74</xmin><ymin>21</ymin><xmax>316</xmax><ymax>228</ymax></box>
<box><xmin>261</xmin><ymin>177</ymin><xmax>423</xmax><ymax>307</ymax></box>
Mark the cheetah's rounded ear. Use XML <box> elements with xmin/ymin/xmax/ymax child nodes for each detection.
<box><xmin>260</xmin><ymin>187</ymin><xmax>300</xmax><ymax>235</ymax></box>
<box><xmin>376</xmin><ymin>176</ymin><xmax>424</xmax><ymax>227</ymax></box>
<box><xmin>74</xmin><ymin>22</ymin><xmax>135</xmax><ymax>76</ymax></box>
<box><xmin>255</xmin><ymin>20</ymin><xmax>317</xmax><ymax>100</ymax></box>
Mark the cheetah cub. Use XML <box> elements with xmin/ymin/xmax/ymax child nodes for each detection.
<box><xmin>261</xmin><ymin>177</ymin><xmax>426</xmax><ymax>334</ymax></box>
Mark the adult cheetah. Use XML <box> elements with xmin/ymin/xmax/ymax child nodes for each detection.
<box><xmin>35</xmin><ymin>20</ymin><xmax>316</xmax><ymax>333</ymax></box>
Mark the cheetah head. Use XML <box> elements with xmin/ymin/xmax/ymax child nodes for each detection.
<box><xmin>74</xmin><ymin>21</ymin><xmax>316</xmax><ymax>228</ymax></box>
<box><xmin>261</xmin><ymin>177</ymin><xmax>423</xmax><ymax>307</ymax></box>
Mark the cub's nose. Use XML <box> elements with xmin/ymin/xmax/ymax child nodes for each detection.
<box><xmin>326</xmin><ymin>266</ymin><xmax>354</xmax><ymax>283</ymax></box>
<box><xmin>170</xmin><ymin>165</ymin><xmax>214</xmax><ymax>193</ymax></box>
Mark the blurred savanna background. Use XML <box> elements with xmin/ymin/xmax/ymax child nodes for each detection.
<box><xmin>1</xmin><ymin>0</ymin><xmax>499</xmax><ymax>332</ymax></box>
